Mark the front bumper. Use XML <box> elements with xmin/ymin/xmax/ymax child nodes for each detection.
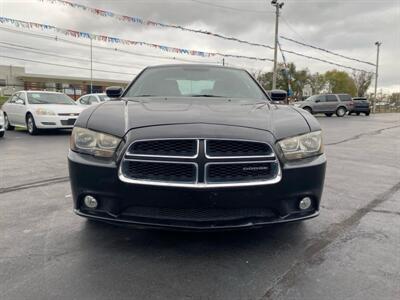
<box><xmin>35</xmin><ymin>115</ymin><xmax>78</xmax><ymax>129</ymax></box>
<box><xmin>68</xmin><ymin>151</ymin><xmax>326</xmax><ymax>230</ymax></box>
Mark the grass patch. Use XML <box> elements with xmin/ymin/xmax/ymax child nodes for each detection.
<box><xmin>0</xmin><ymin>96</ymin><xmax>8</xmax><ymax>107</ymax></box>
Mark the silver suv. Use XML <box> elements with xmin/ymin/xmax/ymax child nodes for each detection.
<box><xmin>294</xmin><ymin>94</ymin><xmax>354</xmax><ymax>117</ymax></box>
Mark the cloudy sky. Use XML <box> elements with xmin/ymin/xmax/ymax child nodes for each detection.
<box><xmin>0</xmin><ymin>0</ymin><xmax>399</xmax><ymax>93</ymax></box>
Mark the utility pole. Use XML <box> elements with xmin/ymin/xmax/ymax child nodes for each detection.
<box><xmin>222</xmin><ymin>58</ymin><xmax>225</xmax><ymax>66</ymax></box>
<box><xmin>90</xmin><ymin>36</ymin><xmax>93</xmax><ymax>94</ymax></box>
<box><xmin>271</xmin><ymin>0</ymin><xmax>284</xmax><ymax>89</ymax></box>
<box><xmin>373</xmin><ymin>41</ymin><xmax>381</xmax><ymax>113</ymax></box>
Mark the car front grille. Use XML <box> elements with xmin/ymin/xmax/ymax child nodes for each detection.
<box><xmin>128</xmin><ymin>139</ymin><xmax>198</xmax><ymax>157</ymax></box>
<box><xmin>58</xmin><ymin>113</ymin><xmax>80</xmax><ymax>116</ymax></box>
<box><xmin>121</xmin><ymin>160</ymin><xmax>197</xmax><ymax>183</ymax></box>
<box><xmin>206</xmin><ymin>139</ymin><xmax>273</xmax><ymax>157</ymax></box>
<box><xmin>206</xmin><ymin>162</ymin><xmax>277</xmax><ymax>183</ymax></box>
<box><xmin>120</xmin><ymin>139</ymin><xmax>280</xmax><ymax>187</ymax></box>
<box><xmin>60</xmin><ymin>119</ymin><xmax>77</xmax><ymax>126</ymax></box>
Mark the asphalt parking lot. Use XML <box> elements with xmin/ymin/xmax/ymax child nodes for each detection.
<box><xmin>1</xmin><ymin>113</ymin><xmax>399</xmax><ymax>300</ymax></box>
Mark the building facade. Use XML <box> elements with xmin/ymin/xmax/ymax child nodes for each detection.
<box><xmin>0</xmin><ymin>65</ymin><xmax>130</xmax><ymax>99</ymax></box>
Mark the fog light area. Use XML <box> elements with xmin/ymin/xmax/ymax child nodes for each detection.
<box><xmin>83</xmin><ymin>195</ymin><xmax>98</xmax><ymax>209</ymax></box>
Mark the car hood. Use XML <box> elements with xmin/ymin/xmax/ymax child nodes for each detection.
<box><xmin>30</xmin><ymin>104</ymin><xmax>84</xmax><ymax>114</ymax></box>
<box><xmin>82</xmin><ymin>97</ymin><xmax>314</xmax><ymax>140</ymax></box>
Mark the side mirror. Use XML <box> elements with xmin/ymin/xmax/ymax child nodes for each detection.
<box><xmin>315</xmin><ymin>99</ymin><xmax>320</xmax><ymax>103</ymax></box>
<box><xmin>15</xmin><ymin>99</ymin><xmax>24</xmax><ymax>105</ymax></box>
<box><xmin>268</xmin><ymin>89</ymin><xmax>287</xmax><ymax>104</ymax></box>
<box><xmin>106</xmin><ymin>86</ymin><xmax>123</xmax><ymax>98</ymax></box>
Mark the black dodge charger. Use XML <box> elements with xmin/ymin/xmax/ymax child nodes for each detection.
<box><xmin>68</xmin><ymin>64</ymin><xmax>326</xmax><ymax>230</ymax></box>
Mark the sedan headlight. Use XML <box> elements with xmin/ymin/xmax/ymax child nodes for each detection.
<box><xmin>36</xmin><ymin>108</ymin><xmax>56</xmax><ymax>115</ymax></box>
<box><xmin>278</xmin><ymin>131</ymin><xmax>323</xmax><ymax>160</ymax></box>
<box><xmin>70</xmin><ymin>127</ymin><xmax>121</xmax><ymax>158</ymax></box>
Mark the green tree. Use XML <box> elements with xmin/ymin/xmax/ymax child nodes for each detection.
<box><xmin>324</xmin><ymin>70</ymin><xmax>357</xmax><ymax>96</ymax></box>
<box><xmin>308</xmin><ymin>72</ymin><xmax>326</xmax><ymax>94</ymax></box>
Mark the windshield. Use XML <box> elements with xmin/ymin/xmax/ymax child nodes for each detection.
<box><xmin>124</xmin><ymin>66</ymin><xmax>267</xmax><ymax>100</ymax></box>
<box><xmin>305</xmin><ymin>95</ymin><xmax>318</xmax><ymax>102</ymax></box>
<box><xmin>27</xmin><ymin>93</ymin><xmax>76</xmax><ymax>105</ymax></box>
<box><xmin>98</xmin><ymin>95</ymin><xmax>110</xmax><ymax>102</ymax></box>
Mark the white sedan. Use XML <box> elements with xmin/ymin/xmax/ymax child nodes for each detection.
<box><xmin>0</xmin><ymin>109</ymin><xmax>4</xmax><ymax>138</ymax></box>
<box><xmin>77</xmin><ymin>93</ymin><xmax>110</xmax><ymax>107</ymax></box>
<box><xmin>1</xmin><ymin>91</ymin><xmax>84</xmax><ymax>135</ymax></box>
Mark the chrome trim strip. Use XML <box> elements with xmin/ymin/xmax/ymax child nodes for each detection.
<box><xmin>126</xmin><ymin>138</ymin><xmax>199</xmax><ymax>159</ymax></box>
<box><xmin>204</xmin><ymin>138</ymin><xmax>275</xmax><ymax>159</ymax></box>
<box><xmin>119</xmin><ymin>159</ymin><xmax>281</xmax><ymax>188</ymax></box>
<box><xmin>204</xmin><ymin>160</ymin><xmax>281</xmax><ymax>185</ymax></box>
<box><xmin>120</xmin><ymin>158</ymin><xmax>198</xmax><ymax>186</ymax></box>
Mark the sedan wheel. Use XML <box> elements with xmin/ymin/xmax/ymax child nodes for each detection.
<box><xmin>26</xmin><ymin>114</ymin><xmax>39</xmax><ymax>135</ymax></box>
<box><xmin>303</xmin><ymin>107</ymin><xmax>312</xmax><ymax>114</ymax></box>
<box><xmin>4</xmin><ymin>114</ymin><xmax>15</xmax><ymax>130</ymax></box>
<box><xmin>336</xmin><ymin>107</ymin><xmax>346</xmax><ymax>117</ymax></box>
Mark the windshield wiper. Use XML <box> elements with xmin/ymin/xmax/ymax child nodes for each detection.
<box><xmin>190</xmin><ymin>94</ymin><xmax>225</xmax><ymax>97</ymax></box>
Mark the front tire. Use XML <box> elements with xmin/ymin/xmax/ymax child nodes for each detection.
<box><xmin>303</xmin><ymin>107</ymin><xmax>312</xmax><ymax>114</ymax></box>
<box><xmin>26</xmin><ymin>114</ymin><xmax>40</xmax><ymax>135</ymax></box>
<box><xmin>356</xmin><ymin>112</ymin><xmax>360</xmax><ymax>116</ymax></box>
<box><xmin>0</xmin><ymin>131</ymin><xmax>4</xmax><ymax>137</ymax></box>
<box><xmin>336</xmin><ymin>106</ymin><xmax>346</xmax><ymax>117</ymax></box>
<box><xmin>365</xmin><ymin>112</ymin><xmax>370</xmax><ymax>116</ymax></box>
<box><xmin>4</xmin><ymin>113</ymin><xmax>14</xmax><ymax>130</ymax></box>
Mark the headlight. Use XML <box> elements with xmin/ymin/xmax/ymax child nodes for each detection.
<box><xmin>277</xmin><ymin>131</ymin><xmax>323</xmax><ymax>160</ymax></box>
<box><xmin>70</xmin><ymin>127</ymin><xmax>121</xmax><ymax>158</ymax></box>
<box><xmin>36</xmin><ymin>108</ymin><xmax>56</xmax><ymax>115</ymax></box>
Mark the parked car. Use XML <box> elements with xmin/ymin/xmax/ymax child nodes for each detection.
<box><xmin>69</xmin><ymin>64</ymin><xmax>326</xmax><ymax>230</ymax></box>
<box><xmin>293</xmin><ymin>93</ymin><xmax>354</xmax><ymax>117</ymax></box>
<box><xmin>2</xmin><ymin>91</ymin><xmax>84</xmax><ymax>135</ymax></box>
<box><xmin>77</xmin><ymin>93</ymin><xmax>110</xmax><ymax>107</ymax></box>
<box><xmin>0</xmin><ymin>109</ymin><xmax>4</xmax><ymax>138</ymax></box>
<box><xmin>348</xmin><ymin>97</ymin><xmax>370</xmax><ymax>116</ymax></box>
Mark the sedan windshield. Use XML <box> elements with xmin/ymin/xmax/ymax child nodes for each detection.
<box><xmin>124</xmin><ymin>66</ymin><xmax>267</xmax><ymax>100</ymax></box>
<box><xmin>98</xmin><ymin>95</ymin><xmax>110</xmax><ymax>102</ymax></box>
<box><xmin>27</xmin><ymin>93</ymin><xmax>76</xmax><ymax>105</ymax></box>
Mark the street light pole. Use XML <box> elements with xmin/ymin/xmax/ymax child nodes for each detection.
<box><xmin>271</xmin><ymin>0</ymin><xmax>284</xmax><ymax>90</ymax></box>
<box><xmin>373</xmin><ymin>41</ymin><xmax>381</xmax><ymax>113</ymax></box>
<box><xmin>90</xmin><ymin>36</ymin><xmax>93</xmax><ymax>94</ymax></box>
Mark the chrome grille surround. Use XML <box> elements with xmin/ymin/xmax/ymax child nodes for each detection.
<box><xmin>119</xmin><ymin>138</ymin><xmax>281</xmax><ymax>188</ymax></box>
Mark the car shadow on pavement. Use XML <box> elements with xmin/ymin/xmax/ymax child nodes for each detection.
<box><xmin>10</xmin><ymin>129</ymin><xmax>72</xmax><ymax>136</ymax></box>
<box><xmin>78</xmin><ymin>219</ymin><xmax>309</xmax><ymax>254</ymax></box>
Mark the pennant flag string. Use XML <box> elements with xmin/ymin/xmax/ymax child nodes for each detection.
<box><xmin>40</xmin><ymin>0</ymin><xmax>275</xmax><ymax>50</ymax></box>
<box><xmin>0</xmin><ymin>16</ymin><xmax>274</xmax><ymax>62</ymax></box>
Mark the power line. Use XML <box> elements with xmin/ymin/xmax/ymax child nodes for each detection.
<box><xmin>39</xmin><ymin>0</ymin><xmax>373</xmax><ymax>73</ymax></box>
<box><xmin>0</xmin><ymin>42</ymin><xmax>146</xmax><ymax>69</ymax></box>
<box><xmin>0</xmin><ymin>16</ymin><xmax>273</xmax><ymax>62</ymax></box>
<box><xmin>280</xmin><ymin>36</ymin><xmax>376</xmax><ymax>66</ymax></box>
<box><xmin>281</xmin><ymin>48</ymin><xmax>374</xmax><ymax>73</ymax></box>
<box><xmin>0</xmin><ymin>26</ymin><xmax>220</xmax><ymax>64</ymax></box>
<box><xmin>187</xmin><ymin>0</ymin><xmax>273</xmax><ymax>14</ymax></box>
<box><xmin>42</xmin><ymin>0</ymin><xmax>274</xmax><ymax>50</ymax></box>
<box><xmin>0</xmin><ymin>54</ymin><xmax>138</xmax><ymax>76</ymax></box>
